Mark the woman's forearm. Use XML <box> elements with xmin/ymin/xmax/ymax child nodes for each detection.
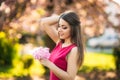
<box><xmin>48</xmin><ymin>62</ymin><xmax>74</xmax><ymax>80</ymax></box>
<box><xmin>39</xmin><ymin>15</ymin><xmax>60</xmax><ymax>43</ymax></box>
<box><xmin>40</xmin><ymin>15</ymin><xmax>59</xmax><ymax>25</ymax></box>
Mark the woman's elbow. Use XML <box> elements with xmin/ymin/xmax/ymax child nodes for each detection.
<box><xmin>39</xmin><ymin>19</ymin><xmax>46</xmax><ymax>31</ymax></box>
<box><xmin>39</xmin><ymin>19</ymin><xmax>45</xmax><ymax>26</ymax></box>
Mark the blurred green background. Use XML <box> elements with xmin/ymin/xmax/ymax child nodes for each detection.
<box><xmin>0</xmin><ymin>0</ymin><xmax>120</xmax><ymax>80</ymax></box>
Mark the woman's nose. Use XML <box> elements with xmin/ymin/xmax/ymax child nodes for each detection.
<box><xmin>58</xmin><ymin>27</ymin><xmax>62</xmax><ymax>31</ymax></box>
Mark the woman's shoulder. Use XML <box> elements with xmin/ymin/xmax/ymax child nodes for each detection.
<box><xmin>70</xmin><ymin>46</ymin><xmax>78</xmax><ymax>54</ymax></box>
<box><xmin>71</xmin><ymin>46</ymin><xmax>77</xmax><ymax>51</ymax></box>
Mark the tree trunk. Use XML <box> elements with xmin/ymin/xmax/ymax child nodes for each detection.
<box><xmin>113</xmin><ymin>46</ymin><xmax>120</xmax><ymax>77</ymax></box>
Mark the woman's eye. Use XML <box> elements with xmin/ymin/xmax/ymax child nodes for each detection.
<box><xmin>57</xmin><ymin>25</ymin><xmax>68</xmax><ymax>30</ymax></box>
<box><xmin>62</xmin><ymin>27</ymin><xmax>67</xmax><ymax>29</ymax></box>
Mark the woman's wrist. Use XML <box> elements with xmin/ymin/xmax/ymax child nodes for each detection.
<box><xmin>47</xmin><ymin>61</ymin><xmax>54</xmax><ymax>69</ymax></box>
<box><xmin>40</xmin><ymin>15</ymin><xmax>59</xmax><ymax>25</ymax></box>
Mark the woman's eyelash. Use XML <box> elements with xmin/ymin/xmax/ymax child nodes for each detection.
<box><xmin>62</xmin><ymin>27</ymin><xmax>67</xmax><ymax>29</ymax></box>
<box><xmin>57</xmin><ymin>25</ymin><xmax>67</xmax><ymax>29</ymax></box>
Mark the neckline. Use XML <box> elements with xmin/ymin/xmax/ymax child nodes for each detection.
<box><xmin>60</xmin><ymin>42</ymin><xmax>75</xmax><ymax>49</ymax></box>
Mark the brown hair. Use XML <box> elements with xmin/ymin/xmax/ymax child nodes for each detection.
<box><xmin>58</xmin><ymin>11</ymin><xmax>84</xmax><ymax>67</ymax></box>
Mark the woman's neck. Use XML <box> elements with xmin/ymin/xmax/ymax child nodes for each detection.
<box><xmin>64</xmin><ymin>38</ymin><xmax>72</xmax><ymax>44</ymax></box>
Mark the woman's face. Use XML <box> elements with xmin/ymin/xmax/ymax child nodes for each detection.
<box><xmin>58</xmin><ymin>18</ymin><xmax>71</xmax><ymax>40</ymax></box>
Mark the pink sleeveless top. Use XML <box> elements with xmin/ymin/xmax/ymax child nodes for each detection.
<box><xmin>49</xmin><ymin>42</ymin><xmax>76</xmax><ymax>80</ymax></box>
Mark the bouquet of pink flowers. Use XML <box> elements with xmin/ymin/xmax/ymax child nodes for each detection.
<box><xmin>32</xmin><ymin>47</ymin><xmax>50</xmax><ymax>60</ymax></box>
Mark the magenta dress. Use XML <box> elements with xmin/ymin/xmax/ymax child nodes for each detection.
<box><xmin>49</xmin><ymin>42</ymin><xmax>76</xmax><ymax>80</ymax></box>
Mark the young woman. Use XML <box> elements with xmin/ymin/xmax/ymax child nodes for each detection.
<box><xmin>39</xmin><ymin>11</ymin><xmax>84</xmax><ymax>80</ymax></box>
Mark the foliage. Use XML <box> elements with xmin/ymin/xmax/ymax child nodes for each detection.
<box><xmin>0</xmin><ymin>54</ymin><xmax>45</xmax><ymax>78</ymax></box>
<box><xmin>21</xmin><ymin>54</ymin><xmax>33</xmax><ymax>69</ymax></box>
<box><xmin>0</xmin><ymin>32</ymin><xmax>19</xmax><ymax>66</ymax></box>
<box><xmin>0</xmin><ymin>51</ymin><xmax>115</xmax><ymax>78</ymax></box>
<box><xmin>0</xmin><ymin>0</ymin><xmax>30</xmax><ymax>30</ymax></box>
<box><xmin>79</xmin><ymin>52</ymin><xmax>115</xmax><ymax>72</ymax></box>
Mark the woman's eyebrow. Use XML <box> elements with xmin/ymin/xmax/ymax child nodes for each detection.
<box><xmin>58</xmin><ymin>24</ymin><xmax>66</xmax><ymax>27</ymax></box>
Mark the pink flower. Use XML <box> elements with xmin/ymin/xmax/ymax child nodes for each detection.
<box><xmin>32</xmin><ymin>47</ymin><xmax>50</xmax><ymax>60</ymax></box>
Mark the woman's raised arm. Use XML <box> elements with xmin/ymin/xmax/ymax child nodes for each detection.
<box><xmin>39</xmin><ymin>15</ymin><xmax>60</xmax><ymax>43</ymax></box>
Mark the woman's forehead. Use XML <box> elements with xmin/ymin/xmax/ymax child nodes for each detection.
<box><xmin>59</xmin><ymin>18</ymin><xmax>69</xmax><ymax>26</ymax></box>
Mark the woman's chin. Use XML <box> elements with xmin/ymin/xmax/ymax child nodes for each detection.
<box><xmin>59</xmin><ymin>36</ymin><xmax>65</xmax><ymax>39</ymax></box>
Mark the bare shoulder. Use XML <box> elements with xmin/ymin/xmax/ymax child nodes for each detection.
<box><xmin>69</xmin><ymin>47</ymin><xmax>78</xmax><ymax>57</ymax></box>
<box><xmin>67</xmin><ymin>46</ymin><xmax>78</xmax><ymax>67</ymax></box>
<box><xmin>71</xmin><ymin>47</ymin><xmax>78</xmax><ymax>54</ymax></box>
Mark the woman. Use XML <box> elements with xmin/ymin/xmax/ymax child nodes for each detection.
<box><xmin>39</xmin><ymin>11</ymin><xmax>84</xmax><ymax>80</ymax></box>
